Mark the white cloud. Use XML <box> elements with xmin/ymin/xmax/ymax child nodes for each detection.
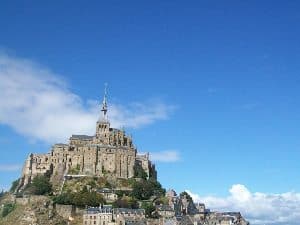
<box><xmin>0</xmin><ymin>54</ymin><xmax>174</xmax><ymax>143</ymax></box>
<box><xmin>0</xmin><ymin>164</ymin><xmax>22</xmax><ymax>172</ymax></box>
<box><xmin>186</xmin><ymin>184</ymin><xmax>300</xmax><ymax>225</ymax></box>
<box><xmin>149</xmin><ymin>150</ymin><xmax>180</xmax><ymax>162</ymax></box>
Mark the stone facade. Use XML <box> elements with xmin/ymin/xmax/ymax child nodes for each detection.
<box><xmin>83</xmin><ymin>206</ymin><xmax>146</xmax><ymax>225</ymax></box>
<box><xmin>204</xmin><ymin>212</ymin><xmax>249</xmax><ymax>225</ymax></box>
<box><xmin>97</xmin><ymin>188</ymin><xmax>118</xmax><ymax>202</ymax></box>
<box><xmin>18</xmin><ymin>92</ymin><xmax>156</xmax><ymax>191</ymax></box>
<box><xmin>156</xmin><ymin>205</ymin><xmax>176</xmax><ymax>218</ymax></box>
<box><xmin>84</xmin><ymin>205</ymin><xmax>114</xmax><ymax>225</ymax></box>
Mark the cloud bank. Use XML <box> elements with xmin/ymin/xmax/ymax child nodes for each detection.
<box><xmin>149</xmin><ymin>150</ymin><xmax>180</xmax><ymax>163</ymax></box>
<box><xmin>0</xmin><ymin>164</ymin><xmax>22</xmax><ymax>172</ymax></box>
<box><xmin>0</xmin><ymin>54</ymin><xmax>174</xmax><ymax>143</ymax></box>
<box><xmin>187</xmin><ymin>184</ymin><xmax>300</xmax><ymax>225</ymax></box>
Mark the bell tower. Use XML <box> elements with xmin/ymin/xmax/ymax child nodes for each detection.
<box><xmin>95</xmin><ymin>84</ymin><xmax>110</xmax><ymax>141</ymax></box>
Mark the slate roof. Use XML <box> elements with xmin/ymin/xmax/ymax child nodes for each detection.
<box><xmin>86</xmin><ymin>207</ymin><xmax>100</xmax><ymax>214</ymax></box>
<box><xmin>54</xmin><ymin>143</ymin><xmax>69</xmax><ymax>146</ymax></box>
<box><xmin>125</xmin><ymin>221</ymin><xmax>146</xmax><ymax>225</ymax></box>
<box><xmin>70</xmin><ymin>135</ymin><xmax>94</xmax><ymax>140</ymax></box>
<box><xmin>114</xmin><ymin>208</ymin><xmax>145</xmax><ymax>215</ymax></box>
<box><xmin>86</xmin><ymin>205</ymin><xmax>113</xmax><ymax>214</ymax></box>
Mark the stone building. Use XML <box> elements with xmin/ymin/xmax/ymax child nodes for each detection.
<box><xmin>156</xmin><ymin>205</ymin><xmax>176</xmax><ymax>218</ymax></box>
<box><xmin>194</xmin><ymin>203</ymin><xmax>206</xmax><ymax>220</ymax></box>
<box><xmin>84</xmin><ymin>205</ymin><xmax>114</xmax><ymax>225</ymax></box>
<box><xmin>83</xmin><ymin>206</ymin><xmax>146</xmax><ymax>225</ymax></box>
<box><xmin>18</xmin><ymin>87</ymin><xmax>156</xmax><ymax>190</ymax></box>
<box><xmin>204</xmin><ymin>212</ymin><xmax>249</xmax><ymax>225</ymax></box>
<box><xmin>114</xmin><ymin>208</ymin><xmax>146</xmax><ymax>225</ymax></box>
<box><xmin>96</xmin><ymin>188</ymin><xmax>118</xmax><ymax>202</ymax></box>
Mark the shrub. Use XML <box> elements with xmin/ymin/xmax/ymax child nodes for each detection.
<box><xmin>154</xmin><ymin>196</ymin><xmax>169</xmax><ymax>205</ymax></box>
<box><xmin>104</xmin><ymin>181</ymin><xmax>112</xmax><ymax>188</ymax></box>
<box><xmin>30</xmin><ymin>175</ymin><xmax>52</xmax><ymax>195</ymax></box>
<box><xmin>141</xmin><ymin>202</ymin><xmax>157</xmax><ymax>218</ymax></box>
<box><xmin>87</xmin><ymin>180</ymin><xmax>97</xmax><ymax>188</ymax></box>
<box><xmin>180</xmin><ymin>191</ymin><xmax>194</xmax><ymax>203</ymax></box>
<box><xmin>115</xmin><ymin>190</ymin><xmax>131</xmax><ymax>198</ymax></box>
<box><xmin>134</xmin><ymin>164</ymin><xmax>148</xmax><ymax>180</ymax></box>
<box><xmin>112</xmin><ymin>197</ymin><xmax>138</xmax><ymax>209</ymax></box>
<box><xmin>131</xmin><ymin>178</ymin><xmax>165</xmax><ymax>200</ymax></box>
<box><xmin>1</xmin><ymin>203</ymin><xmax>15</xmax><ymax>217</ymax></box>
<box><xmin>69</xmin><ymin>164</ymin><xmax>81</xmax><ymax>175</ymax></box>
<box><xmin>10</xmin><ymin>179</ymin><xmax>20</xmax><ymax>193</ymax></box>
<box><xmin>54</xmin><ymin>189</ymin><xmax>105</xmax><ymax>207</ymax></box>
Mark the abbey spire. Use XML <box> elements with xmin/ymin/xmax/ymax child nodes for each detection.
<box><xmin>101</xmin><ymin>83</ymin><xmax>108</xmax><ymax>121</ymax></box>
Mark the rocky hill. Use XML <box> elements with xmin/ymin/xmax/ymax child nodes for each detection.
<box><xmin>0</xmin><ymin>193</ymin><xmax>81</xmax><ymax>225</ymax></box>
<box><xmin>1</xmin><ymin>93</ymin><xmax>249</xmax><ymax>225</ymax></box>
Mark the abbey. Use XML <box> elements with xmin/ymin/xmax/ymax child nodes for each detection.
<box><xmin>19</xmin><ymin>87</ymin><xmax>156</xmax><ymax>189</ymax></box>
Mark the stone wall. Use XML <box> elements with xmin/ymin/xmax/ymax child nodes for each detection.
<box><xmin>55</xmin><ymin>204</ymin><xmax>75</xmax><ymax>219</ymax></box>
<box><xmin>75</xmin><ymin>207</ymin><xmax>85</xmax><ymax>216</ymax></box>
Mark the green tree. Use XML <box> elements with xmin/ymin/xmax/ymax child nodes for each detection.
<box><xmin>141</xmin><ymin>202</ymin><xmax>157</xmax><ymax>218</ymax></box>
<box><xmin>54</xmin><ymin>188</ymin><xmax>105</xmax><ymax>207</ymax></box>
<box><xmin>30</xmin><ymin>175</ymin><xmax>52</xmax><ymax>195</ymax></box>
<box><xmin>112</xmin><ymin>198</ymin><xmax>129</xmax><ymax>208</ymax></box>
<box><xmin>180</xmin><ymin>191</ymin><xmax>194</xmax><ymax>203</ymax></box>
<box><xmin>148</xmin><ymin>178</ymin><xmax>165</xmax><ymax>196</ymax></box>
<box><xmin>149</xmin><ymin>166</ymin><xmax>156</xmax><ymax>179</ymax></box>
<box><xmin>154</xmin><ymin>196</ymin><xmax>168</xmax><ymax>205</ymax></box>
<box><xmin>10</xmin><ymin>179</ymin><xmax>20</xmax><ymax>193</ymax></box>
<box><xmin>131</xmin><ymin>179</ymin><xmax>165</xmax><ymax>200</ymax></box>
<box><xmin>53</xmin><ymin>192</ymin><xmax>73</xmax><ymax>205</ymax></box>
<box><xmin>131</xmin><ymin>180</ymin><xmax>152</xmax><ymax>200</ymax></box>
<box><xmin>115</xmin><ymin>190</ymin><xmax>131</xmax><ymax>198</ymax></box>
<box><xmin>112</xmin><ymin>197</ymin><xmax>138</xmax><ymax>209</ymax></box>
<box><xmin>134</xmin><ymin>163</ymin><xmax>148</xmax><ymax>179</ymax></box>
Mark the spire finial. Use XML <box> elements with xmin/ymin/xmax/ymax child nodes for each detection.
<box><xmin>101</xmin><ymin>83</ymin><xmax>108</xmax><ymax>120</ymax></box>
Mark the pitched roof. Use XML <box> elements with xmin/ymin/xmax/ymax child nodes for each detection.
<box><xmin>70</xmin><ymin>135</ymin><xmax>94</xmax><ymax>140</ymax></box>
<box><xmin>114</xmin><ymin>208</ymin><xmax>145</xmax><ymax>215</ymax></box>
<box><xmin>85</xmin><ymin>205</ymin><xmax>113</xmax><ymax>214</ymax></box>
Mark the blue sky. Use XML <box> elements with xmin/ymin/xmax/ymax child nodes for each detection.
<box><xmin>0</xmin><ymin>1</ymin><xmax>300</xmax><ymax>224</ymax></box>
